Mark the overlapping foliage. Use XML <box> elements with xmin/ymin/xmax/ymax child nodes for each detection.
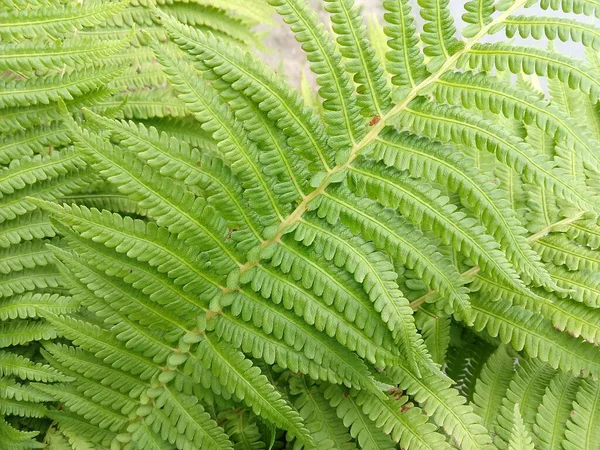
<box><xmin>1</xmin><ymin>0</ymin><xmax>600</xmax><ymax>448</ymax></box>
<box><xmin>0</xmin><ymin>0</ymin><xmax>271</xmax><ymax>447</ymax></box>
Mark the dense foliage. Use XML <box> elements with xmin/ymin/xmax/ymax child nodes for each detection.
<box><xmin>0</xmin><ymin>0</ymin><xmax>599</xmax><ymax>449</ymax></box>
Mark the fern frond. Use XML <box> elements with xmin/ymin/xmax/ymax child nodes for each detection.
<box><xmin>494</xmin><ymin>359</ymin><xmax>556</xmax><ymax>448</ymax></box>
<box><xmin>325</xmin><ymin>384</ymin><xmax>396</xmax><ymax>450</ymax></box>
<box><xmin>319</xmin><ymin>188</ymin><xmax>469</xmax><ymax>318</ymax></box>
<box><xmin>147</xmin><ymin>38</ymin><xmax>286</xmax><ymax>225</ymax></box>
<box><xmin>383</xmin><ymin>0</ymin><xmax>428</xmax><ymax>91</ymax></box>
<box><xmin>0</xmin><ymin>124</ymin><xmax>70</xmax><ymax>165</ymax></box>
<box><xmin>399</xmin><ymin>99</ymin><xmax>600</xmax><ymax>213</ymax></box>
<box><xmin>355</xmin><ymin>388</ymin><xmax>452</xmax><ymax>450</ymax></box>
<box><xmin>290</xmin><ymin>377</ymin><xmax>356</xmax><ymax>450</ymax></box>
<box><xmin>434</xmin><ymin>71</ymin><xmax>600</xmax><ymax>175</ymax></box>
<box><xmin>462</xmin><ymin>0</ymin><xmax>495</xmax><ymax>37</ymax></box>
<box><xmin>469</xmin><ymin>296</ymin><xmax>600</xmax><ymax>379</ymax></box>
<box><xmin>0</xmin><ymin>417</ymin><xmax>42</xmax><ymax>450</ymax></box>
<box><xmin>533</xmin><ymin>372</ymin><xmax>581</xmax><ymax>450</ymax></box>
<box><xmin>371</xmin><ymin>129</ymin><xmax>552</xmax><ymax>289</ymax></box>
<box><xmin>5</xmin><ymin>0</ymin><xmax>600</xmax><ymax>446</ymax></box>
<box><xmin>536</xmin><ymin>0</ymin><xmax>600</xmax><ymax>19</ymax></box>
<box><xmin>502</xmin><ymin>16</ymin><xmax>600</xmax><ymax>51</ymax></box>
<box><xmin>417</xmin><ymin>0</ymin><xmax>464</xmax><ymax>68</ymax></box>
<box><xmin>148</xmin><ymin>384</ymin><xmax>234</xmax><ymax>450</ymax></box>
<box><xmin>0</xmin><ymin>350</ymin><xmax>70</xmax><ymax>383</ymax></box>
<box><xmin>0</xmin><ymin>35</ymin><xmax>131</xmax><ymax>72</ymax></box>
<box><xmin>0</xmin><ymin>0</ymin><xmax>130</xmax><ymax>39</ymax></box>
<box><xmin>562</xmin><ymin>379</ymin><xmax>600</xmax><ymax>450</ymax></box>
<box><xmin>459</xmin><ymin>44</ymin><xmax>600</xmax><ymax>102</ymax></box>
<box><xmin>416</xmin><ymin>308</ymin><xmax>450</xmax><ymax>365</ymax></box>
<box><xmin>507</xmin><ymin>405</ymin><xmax>535</xmax><ymax>450</ymax></box>
<box><xmin>471</xmin><ymin>272</ymin><xmax>600</xmax><ymax>344</ymax></box>
<box><xmin>385</xmin><ymin>365</ymin><xmax>495</xmax><ymax>450</ymax></box>
<box><xmin>267</xmin><ymin>0</ymin><xmax>365</xmax><ymax>152</ymax></box>
<box><xmin>36</xmin><ymin>383</ymin><xmax>128</xmax><ymax>432</ymax></box>
<box><xmin>0</xmin><ymin>66</ymin><xmax>125</xmax><ymax>109</ymax></box>
<box><xmin>324</xmin><ymin>0</ymin><xmax>391</xmax><ymax>117</ymax></box>
<box><xmin>472</xmin><ymin>345</ymin><xmax>515</xmax><ymax>430</ymax></box>
<box><xmin>196</xmin><ymin>334</ymin><xmax>313</xmax><ymax>447</ymax></box>
<box><xmin>348</xmin><ymin>160</ymin><xmax>528</xmax><ymax>308</ymax></box>
<box><xmin>156</xmin><ymin>8</ymin><xmax>332</xmax><ymax>172</ymax></box>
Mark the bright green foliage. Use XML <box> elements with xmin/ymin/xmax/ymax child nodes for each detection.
<box><xmin>0</xmin><ymin>0</ymin><xmax>270</xmax><ymax>446</ymax></box>
<box><xmin>1</xmin><ymin>0</ymin><xmax>600</xmax><ymax>449</ymax></box>
<box><xmin>507</xmin><ymin>406</ymin><xmax>535</xmax><ymax>450</ymax></box>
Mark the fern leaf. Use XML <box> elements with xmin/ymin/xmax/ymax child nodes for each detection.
<box><xmin>386</xmin><ymin>365</ymin><xmax>495</xmax><ymax>450</ymax></box>
<box><xmin>0</xmin><ymin>350</ymin><xmax>70</xmax><ymax>383</ymax></box>
<box><xmin>472</xmin><ymin>345</ymin><xmax>515</xmax><ymax>429</ymax></box>
<box><xmin>48</xmin><ymin>410</ymin><xmax>116</xmax><ymax>449</ymax></box>
<box><xmin>469</xmin><ymin>296</ymin><xmax>600</xmax><ymax>379</ymax></box>
<box><xmin>61</xmin><ymin>115</ymin><xmax>240</xmax><ymax>275</ymax></box>
<box><xmin>267</xmin><ymin>0</ymin><xmax>365</xmax><ymax>152</ymax></box>
<box><xmin>197</xmin><ymin>334</ymin><xmax>313</xmax><ymax>447</ymax></box>
<box><xmin>50</xmin><ymin>246</ymin><xmax>188</xmax><ymax>337</ymax></box>
<box><xmin>494</xmin><ymin>359</ymin><xmax>556</xmax><ymax>448</ymax></box>
<box><xmin>462</xmin><ymin>0</ymin><xmax>495</xmax><ymax>37</ymax></box>
<box><xmin>147</xmin><ymin>37</ymin><xmax>285</xmax><ymax>226</ymax></box>
<box><xmin>42</xmin><ymin>343</ymin><xmax>146</xmax><ymax>398</ymax></box>
<box><xmin>547</xmin><ymin>263</ymin><xmax>600</xmax><ymax>308</ymax></box>
<box><xmin>372</xmin><ymin>128</ymin><xmax>553</xmax><ymax>289</ymax></box>
<box><xmin>508</xmin><ymin>405</ymin><xmax>535</xmax><ymax>450</ymax></box>
<box><xmin>320</xmin><ymin>188</ymin><xmax>469</xmax><ymax>319</ymax></box>
<box><xmin>216</xmin><ymin>309</ymin><xmax>382</xmax><ymax>392</ymax></box>
<box><xmin>502</xmin><ymin>16</ymin><xmax>600</xmax><ymax>51</ymax></box>
<box><xmin>471</xmin><ymin>272</ymin><xmax>600</xmax><ymax>345</ymax></box>
<box><xmin>537</xmin><ymin>0</ymin><xmax>600</xmax><ymax>19</ymax></box>
<box><xmin>534</xmin><ymin>233</ymin><xmax>600</xmax><ymax>272</ymax></box>
<box><xmin>0</xmin><ymin>320</ymin><xmax>56</xmax><ymax>348</ymax></box>
<box><xmin>459</xmin><ymin>44</ymin><xmax>600</xmax><ymax>102</ymax></box>
<box><xmin>35</xmin><ymin>383</ymin><xmax>128</xmax><ymax>432</ymax></box>
<box><xmin>1</xmin><ymin>88</ymin><xmax>114</xmax><ymax>134</ymax></box>
<box><xmin>0</xmin><ymin>35</ymin><xmax>131</xmax><ymax>72</ymax></box>
<box><xmin>533</xmin><ymin>372</ymin><xmax>581</xmax><ymax>450</ymax></box>
<box><xmin>355</xmin><ymin>388</ymin><xmax>452</xmax><ymax>450</ymax></box>
<box><xmin>40</xmin><ymin>311</ymin><xmax>159</xmax><ymax>381</ymax></box>
<box><xmin>0</xmin><ymin>0</ymin><xmax>130</xmax><ymax>39</ymax></box>
<box><xmin>325</xmin><ymin>384</ymin><xmax>395</xmax><ymax>450</ymax></box>
<box><xmin>0</xmin><ymin>124</ymin><xmax>69</xmax><ymax>165</ymax></box>
<box><xmin>399</xmin><ymin>99</ymin><xmax>600</xmax><ymax>213</ymax></box>
<box><xmin>415</xmin><ymin>308</ymin><xmax>450</xmax><ymax>365</ymax></box>
<box><xmin>80</xmin><ymin>112</ymin><xmax>260</xmax><ymax>237</ymax></box>
<box><xmin>0</xmin><ymin>65</ymin><xmax>124</xmax><ymax>110</ymax></box>
<box><xmin>0</xmin><ymin>417</ymin><xmax>42</xmax><ymax>449</ymax></box>
<box><xmin>563</xmin><ymin>379</ymin><xmax>600</xmax><ymax>450</ymax></box>
<box><xmin>383</xmin><ymin>0</ymin><xmax>428</xmax><ymax>91</ymax></box>
<box><xmin>417</xmin><ymin>0</ymin><xmax>464</xmax><ymax>68</ymax></box>
<box><xmin>0</xmin><ymin>211</ymin><xmax>54</xmax><ymax>249</ymax></box>
<box><xmin>290</xmin><ymin>377</ymin><xmax>357</xmax><ymax>450</ymax></box>
<box><xmin>0</xmin><ymin>292</ymin><xmax>77</xmax><ymax>321</ymax></box>
<box><xmin>150</xmin><ymin>384</ymin><xmax>234</xmax><ymax>450</ymax></box>
<box><xmin>153</xmin><ymin>10</ymin><xmax>332</xmax><ymax>172</ymax></box>
<box><xmin>567</xmin><ymin>218</ymin><xmax>600</xmax><ymax>250</ymax></box>
<box><xmin>324</xmin><ymin>0</ymin><xmax>391</xmax><ymax>117</ymax></box>
<box><xmin>0</xmin><ymin>151</ymin><xmax>86</xmax><ymax>199</ymax></box>
<box><xmin>348</xmin><ymin>160</ymin><xmax>529</xmax><ymax>309</ymax></box>
<box><xmin>434</xmin><ymin>71</ymin><xmax>600</xmax><ymax>175</ymax></box>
